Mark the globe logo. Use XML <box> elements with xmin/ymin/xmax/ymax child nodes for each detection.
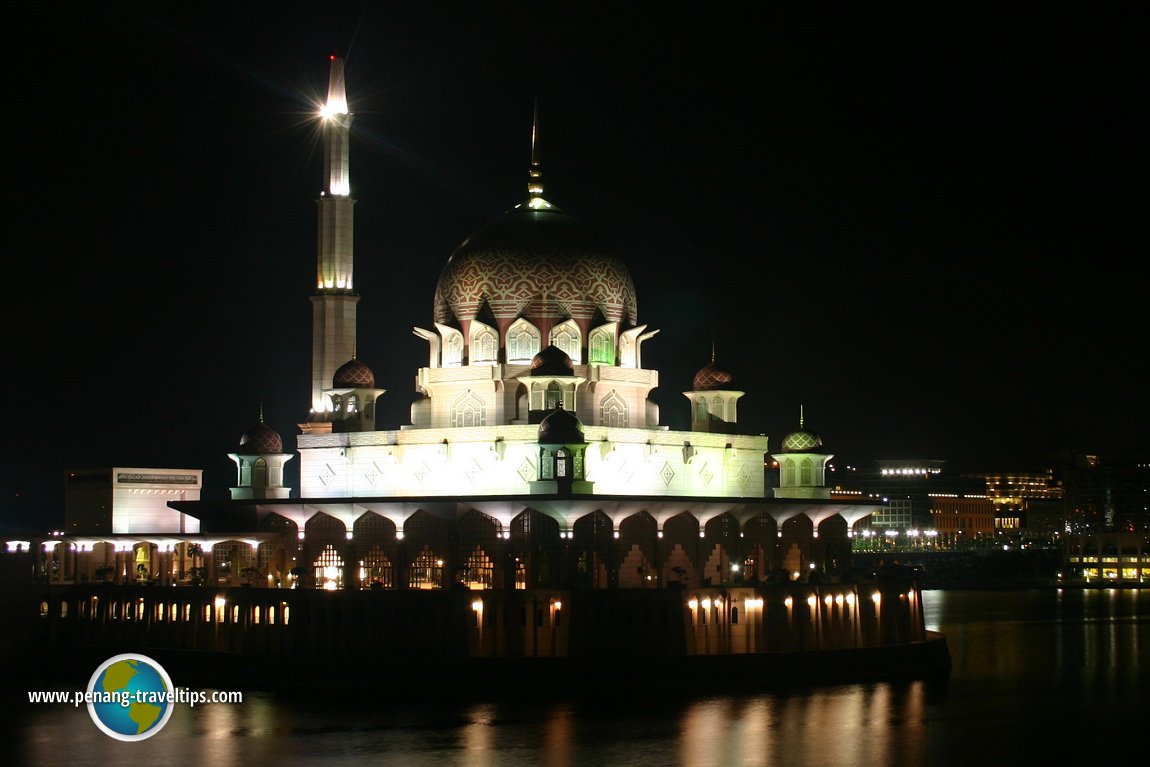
<box><xmin>86</xmin><ymin>653</ymin><xmax>175</xmax><ymax>741</ymax></box>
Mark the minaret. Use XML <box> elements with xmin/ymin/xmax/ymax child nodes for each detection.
<box><xmin>230</xmin><ymin>405</ymin><xmax>294</xmax><ymax>500</ymax></box>
<box><xmin>683</xmin><ymin>345</ymin><xmax>745</xmax><ymax>433</ymax></box>
<box><xmin>307</xmin><ymin>55</ymin><xmax>358</xmax><ymax>424</ymax></box>
<box><xmin>771</xmin><ymin>406</ymin><xmax>834</xmax><ymax>500</ymax></box>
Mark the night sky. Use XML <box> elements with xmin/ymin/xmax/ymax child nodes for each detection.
<box><xmin>5</xmin><ymin>2</ymin><xmax>1144</xmax><ymax>529</ymax></box>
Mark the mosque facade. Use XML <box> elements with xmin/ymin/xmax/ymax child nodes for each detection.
<box><xmin>16</xmin><ymin>57</ymin><xmax>949</xmax><ymax>688</ymax></box>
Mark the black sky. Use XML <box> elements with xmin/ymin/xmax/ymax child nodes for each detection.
<box><xmin>5</xmin><ymin>2</ymin><xmax>1145</xmax><ymax>528</ymax></box>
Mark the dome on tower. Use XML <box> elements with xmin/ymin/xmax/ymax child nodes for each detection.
<box><xmin>693</xmin><ymin>359</ymin><xmax>734</xmax><ymax>391</ymax></box>
<box><xmin>238</xmin><ymin>421</ymin><xmax>283</xmax><ymax>454</ymax></box>
<box><xmin>538</xmin><ymin>404</ymin><xmax>586</xmax><ymax>445</ymax></box>
<box><xmin>530</xmin><ymin>344</ymin><xmax>575</xmax><ymax>376</ymax></box>
<box><xmin>333</xmin><ymin>357</ymin><xmax>375</xmax><ymax>388</ymax></box>
<box><xmin>779</xmin><ymin>426</ymin><xmax>824</xmax><ymax>453</ymax></box>
<box><xmin>433</xmin><ymin>204</ymin><xmax>638</xmax><ymax>328</ymax></box>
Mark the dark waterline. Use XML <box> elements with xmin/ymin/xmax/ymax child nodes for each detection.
<box><xmin>9</xmin><ymin>589</ymin><xmax>1150</xmax><ymax>766</ymax></box>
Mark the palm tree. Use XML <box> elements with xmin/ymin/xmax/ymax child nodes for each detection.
<box><xmin>186</xmin><ymin>543</ymin><xmax>204</xmax><ymax>586</ymax></box>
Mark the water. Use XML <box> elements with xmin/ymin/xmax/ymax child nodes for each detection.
<box><xmin>9</xmin><ymin>589</ymin><xmax>1150</xmax><ymax>766</ymax></box>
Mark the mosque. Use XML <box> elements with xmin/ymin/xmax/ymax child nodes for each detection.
<box><xmin>20</xmin><ymin>57</ymin><xmax>948</xmax><ymax>691</ymax></box>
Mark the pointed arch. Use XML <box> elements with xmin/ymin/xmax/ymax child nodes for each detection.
<box><xmin>550</xmin><ymin>319</ymin><xmax>581</xmax><ymax>364</ymax></box>
<box><xmin>507</xmin><ymin>318</ymin><xmax>542</xmax><ymax>363</ymax></box>
<box><xmin>450</xmin><ymin>389</ymin><xmax>487</xmax><ymax>428</ymax></box>
<box><xmin>440</xmin><ymin>326</ymin><xmax>464</xmax><ymax>367</ymax></box>
<box><xmin>252</xmin><ymin>457</ymin><xmax>267</xmax><ymax>488</ymax></box>
<box><xmin>469</xmin><ymin>320</ymin><xmax>498</xmax><ymax>364</ymax></box>
<box><xmin>781</xmin><ymin>457</ymin><xmax>797</xmax><ymax>487</ymax></box>
<box><xmin>457</xmin><ymin>508</ymin><xmax>500</xmax><ymax>589</ymax></box>
<box><xmin>663</xmin><ymin>511</ymin><xmax>700</xmax><ymax>574</ymax></box>
<box><xmin>572</xmin><ymin>509</ymin><xmax>614</xmax><ymax>588</ymax></box>
<box><xmin>405</xmin><ymin>510</ymin><xmax>450</xmax><ymax>589</ymax></box>
<box><xmin>619</xmin><ymin>511</ymin><xmax>657</xmax><ymax>587</ymax></box>
<box><xmin>509</xmin><ymin>509</ymin><xmax>562</xmax><ymax>588</ymax></box>
<box><xmin>599</xmin><ymin>390</ymin><xmax>628</xmax><ymax>428</ymax></box>
<box><xmin>588</xmin><ymin>322</ymin><xmax>617</xmax><ymax>365</ymax></box>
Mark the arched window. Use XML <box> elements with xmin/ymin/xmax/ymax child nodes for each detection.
<box><xmin>312</xmin><ymin>544</ymin><xmax>344</xmax><ymax>590</ymax></box>
<box><xmin>507</xmin><ymin>319</ymin><xmax>541</xmax><ymax>363</ymax></box>
<box><xmin>252</xmin><ymin>458</ymin><xmax>267</xmax><ymax>488</ymax></box>
<box><xmin>600</xmin><ymin>391</ymin><xmax>628</xmax><ymax>428</ymax></box>
<box><xmin>550</xmin><ymin>320</ymin><xmax>581</xmax><ymax>364</ymax></box>
<box><xmin>556</xmin><ymin>448</ymin><xmax>571</xmax><ymax>478</ymax></box>
<box><xmin>346</xmin><ymin>395</ymin><xmax>358</xmax><ymax>414</ymax></box>
<box><xmin>800</xmin><ymin>458</ymin><xmax>814</xmax><ymax>486</ymax></box>
<box><xmin>443</xmin><ymin>329</ymin><xmax>464</xmax><ymax>366</ymax></box>
<box><xmin>619</xmin><ymin>333</ymin><xmax>635</xmax><ymax>368</ymax></box>
<box><xmin>451</xmin><ymin>390</ymin><xmax>487</xmax><ymax>428</ymax></box>
<box><xmin>695</xmin><ymin>396</ymin><xmax>708</xmax><ymax>422</ymax></box>
<box><xmin>588</xmin><ymin>325</ymin><xmax>615</xmax><ymax>365</ymax></box>
<box><xmin>470</xmin><ymin>322</ymin><xmax>498</xmax><ymax>364</ymax></box>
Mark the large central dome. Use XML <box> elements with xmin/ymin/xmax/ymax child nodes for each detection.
<box><xmin>433</xmin><ymin>201</ymin><xmax>638</xmax><ymax>327</ymax></box>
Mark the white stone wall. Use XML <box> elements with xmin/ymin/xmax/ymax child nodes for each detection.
<box><xmin>298</xmin><ymin>426</ymin><xmax>769</xmax><ymax>499</ymax></box>
<box><xmin>110</xmin><ymin>468</ymin><xmax>202</xmax><ymax>534</ymax></box>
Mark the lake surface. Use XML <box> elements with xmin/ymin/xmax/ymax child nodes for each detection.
<box><xmin>9</xmin><ymin>588</ymin><xmax>1150</xmax><ymax>766</ymax></box>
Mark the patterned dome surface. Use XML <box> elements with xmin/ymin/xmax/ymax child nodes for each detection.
<box><xmin>334</xmin><ymin>357</ymin><xmax>375</xmax><ymax>388</ymax></box>
<box><xmin>530</xmin><ymin>344</ymin><xmax>575</xmax><ymax>376</ymax></box>
<box><xmin>780</xmin><ymin>428</ymin><xmax>823</xmax><ymax>453</ymax></box>
<box><xmin>434</xmin><ymin>204</ymin><xmax>637</xmax><ymax>327</ymax></box>
<box><xmin>538</xmin><ymin>404</ymin><xmax>586</xmax><ymax>444</ymax></box>
<box><xmin>238</xmin><ymin>422</ymin><xmax>283</xmax><ymax>454</ymax></box>
<box><xmin>693</xmin><ymin>360</ymin><xmax>734</xmax><ymax>391</ymax></box>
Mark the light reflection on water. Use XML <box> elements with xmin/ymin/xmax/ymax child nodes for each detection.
<box><xmin>11</xmin><ymin>589</ymin><xmax>1150</xmax><ymax>767</ymax></box>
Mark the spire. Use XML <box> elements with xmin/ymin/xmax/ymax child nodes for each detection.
<box><xmin>527</xmin><ymin>99</ymin><xmax>546</xmax><ymax>206</ymax></box>
<box><xmin>800</xmin><ymin>404</ymin><xmax>805</xmax><ymax>429</ymax></box>
<box><xmin>259</xmin><ymin>401</ymin><xmax>265</xmax><ymax>424</ymax></box>
<box><xmin>322</xmin><ymin>55</ymin><xmax>349</xmax><ymax>118</ymax></box>
<box><xmin>307</xmin><ymin>55</ymin><xmax>360</xmax><ymax>421</ymax></box>
<box><xmin>321</xmin><ymin>55</ymin><xmax>352</xmax><ymax>198</ymax></box>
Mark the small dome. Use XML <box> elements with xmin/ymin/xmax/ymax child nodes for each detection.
<box><xmin>538</xmin><ymin>404</ymin><xmax>585</xmax><ymax>444</ymax></box>
<box><xmin>530</xmin><ymin>345</ymin><xmax>575</xmax><ymax>376</ymax></box>
<box><xmin>780</xmin><ymin>428</ymin><xmax>823</xmax><ymax>453</ymax></box>
<box><xmin>238</xmin><ymin>422</ymin><xmax>283</xmax><ymax>454</ymax></box>
<box><xmin>334</xmin><ymin>357</ymin><xmax>375</xmax><ymax>388</ymax></box>
<box><xmin>693</xmin><ymin>360</ymin><xmax>734</xmax><ymax>391</ymax></box>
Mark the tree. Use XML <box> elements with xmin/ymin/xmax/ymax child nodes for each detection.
<box><xmin>186</xmin><ymin>543</ymin><xmax>204</xmax><ymax>586</ymax></box>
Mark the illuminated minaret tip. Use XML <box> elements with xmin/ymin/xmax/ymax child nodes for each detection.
<box><xmin>526</xmin><ymin>99</ymin><xmax>551</xmax><ymax>209</ymax></box>
<box><xmin>305</xmin><ymin>55</ymin><xmax>359</xmax><ymax>424</ymax></box>
<box><xmin>320</xmin><ymin>55</ymin><xmax>351</xmax><ymax>199</ymax></box>
<box><xmin>322</xmin><ymin>55</ymin><xmax>349</xmax><ymax>118</ymax></box>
